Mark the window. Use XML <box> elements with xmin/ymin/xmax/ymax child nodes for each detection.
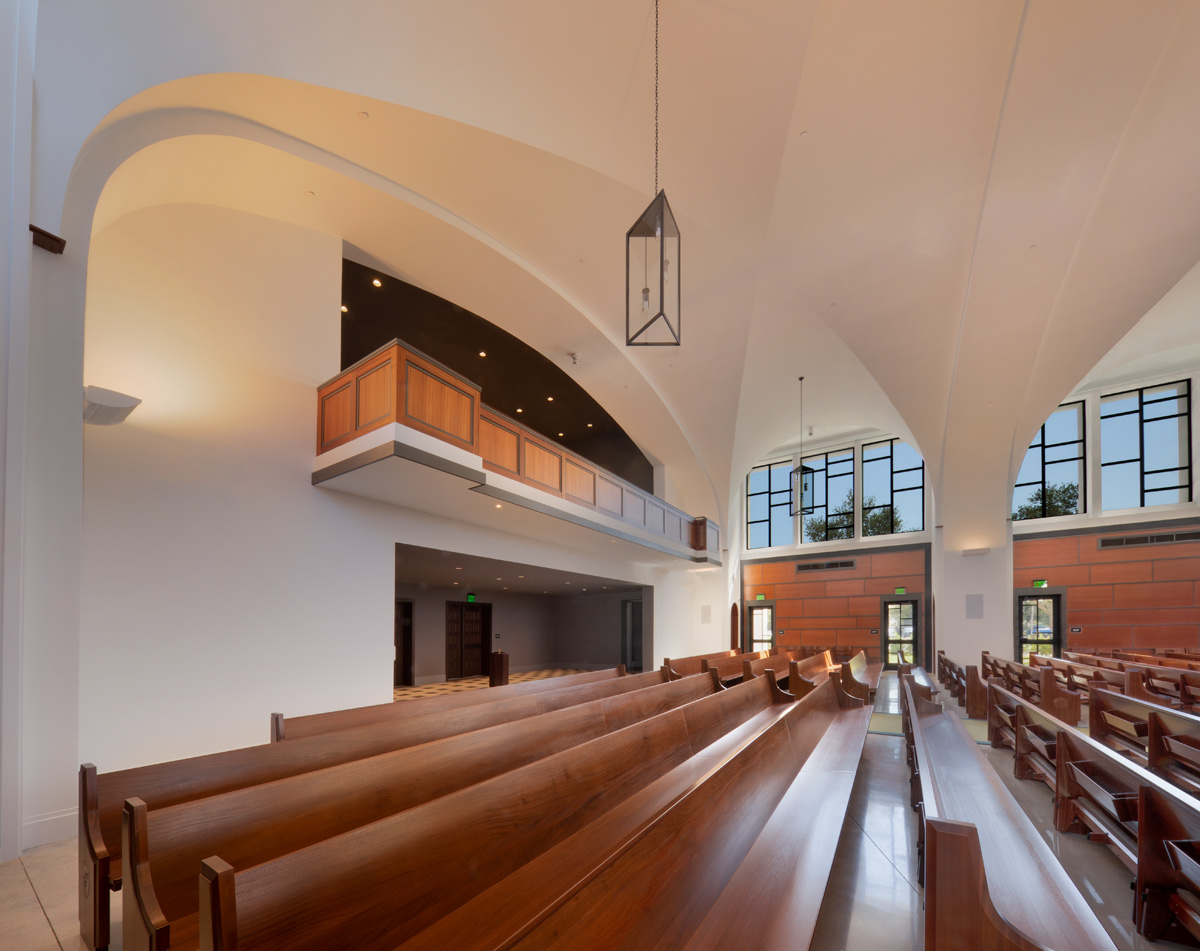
<box><xmin>801</xmin><ymin>449</ymin><xmax>854</xmax><ymax>543</ymax></box>
<box><xmin>862</xmin><ymin>439</ymin><xmax>924</xmax><ymax>535</ymax></box>
<box><xmin>746</xmin><ymin>461</ymin><xmax>793</xmax><ymax>549</ymax></box>
<box><xmin>1100</xmin><ymin>381</ymin><xmax>1191</xmax><ymax>510</ymax></box>
<box><xmin>1012</xmin><ymin>402</ymin><xmax>1085</xmax><ymax>520</ymax></box>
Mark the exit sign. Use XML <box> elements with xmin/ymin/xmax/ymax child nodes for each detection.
<box><xmin>1032</xmin><ymin>579</ymin><xmax>1048</xmax><ymax>588</ymax></box>
<box><xmin>894</xmin><ymin>587</ymin><xmax>906</xmax><ymax>595</ymax></box>
<box><xmin>467</xmin><ymin>593</ymin><xmax>476</xmax><ymax>602</ymax></box>
<box><xmin>756</xmin><ymin>593</ymin><xmax>766</xmax><ymax>601</ymax></box>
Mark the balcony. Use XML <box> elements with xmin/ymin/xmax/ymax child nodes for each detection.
<box><xmin>313</xmin><ymin>339</ymin><xmax>719</xmax><ymax>565</ymax></box>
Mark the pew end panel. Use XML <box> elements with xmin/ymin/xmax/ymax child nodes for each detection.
<box><xmin>80</xmin><ymin>763</ymin><xmax>113</xmax><ymax>951</ymax></box>
<box><xmin>1137</xmin><ymin>784</ymin><xmax>1200</xmax><ymax>945</ymax></box>
<box><xmin>199</xmin><ymin>857</ymin><xmax>236</xmax><ymax>951</ymax></box>
<box><xmin>122</xmin><ymin>798</ymin><xmax>170</xmax><ymax>951</ymax></box>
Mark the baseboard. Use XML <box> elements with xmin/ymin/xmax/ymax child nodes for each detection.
<box><xmin>23</xmin><ymin>806</ymin><xmax>76</xmax><ymax>850</ymax></box>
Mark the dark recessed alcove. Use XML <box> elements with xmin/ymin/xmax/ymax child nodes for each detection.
<box><xmin>341</xmin><ymin>260</ymin><xmax>654</xmax><ymax>492</ymax></box>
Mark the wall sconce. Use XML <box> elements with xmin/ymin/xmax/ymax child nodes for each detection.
<box><xmin>83</xmin><ymin>386</ymin><xmax>141</xmax><ymax>425</ymax></box>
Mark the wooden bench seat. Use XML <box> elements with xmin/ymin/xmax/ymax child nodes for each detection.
<box><xmin>272</xmin><ymin>665</ymin><xmax>636</xmax><ymax>741</ymax></box>
<box><xmin>80</xmin><ymin>665</ymin><xmax>667</xmax><ymax>950</ymax></box>
<box><xmin>120</xmin><ymin>670</ymin><xmax>723</xmax><ymax>951</ymax></box>
<box><xmin>905</xmin><ymin>682</ymin><xmax>1118</xmax><ymax>951</ymax></box>
<box><xmin>197</xmin><ymin>673</ymin><xmax>802</xmax><ymax>951</ymax></box>
<box><xmin>742</xmin><ymin>647</ymin><xmax>802</xmax><ymax>686</ymax></box>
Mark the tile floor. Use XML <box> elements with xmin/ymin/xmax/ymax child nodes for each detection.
<box><xmin>2</xmin><ymin>671</ymin><xmax>1189</xmax><ymax>950</ymax></box>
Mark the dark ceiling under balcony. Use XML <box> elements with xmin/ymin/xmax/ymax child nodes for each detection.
<box><xmin>340</xmin><ymin>260</ymin><xmax>654</xmax><ymax>492</ymax></box>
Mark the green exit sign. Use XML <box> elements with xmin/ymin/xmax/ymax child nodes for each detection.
<box><xmin>894</xmin><ymin>587</ymin><xmax>906</xmax><ymax>595</ymax></box>
<box><xmin>467</xmin><ymin>593</ymin><xmax>476</xmax><ymax>602</ymax></box>
<box><xmin>1032</xmin><ymin>579</ymin><xmax>1048</xmax><ymax>588</ymax></box>
<box><xmin>756</xmin><ymin>593</ymin><xmax>765</xmax><ymax>601</ymax></box>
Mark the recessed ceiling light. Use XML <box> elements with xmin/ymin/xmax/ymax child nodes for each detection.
<box><xmin>495</xmin><ymin>503</ymin><xmax>502</xmax><ymax>509</ymax></box>
<box><xmin>587</xmin><ymin>423</ymin><xmax>593</xmax><ymax>428</ymax></box>
<box><xmin>453</xmin><ymin>581</ymin><xmax>459</xmax><ymax>585</ymax></box>
<box><xmin>496</xmin><ymin>577</ymin><xmax>502</xmax><ymax>581</ymax></box>
<box><xmin>372</xmin><ymin>278</ymin><xmax>382</xmax><ymax>287</ymax></box>
<box><xmin>547</xmin><ymin>396</ymin><xmax>554</xmax><ymax>402</ymax></box>
<box><xmin>516</xmin><ymin>408</ymin><xmax>523</xmax><ymax>413</ymax></box>
<box><xmin>558</xmin><ymin>433</ymin><xmax>564</xmax><ymax>437</ymax></box>
<box><xmin>479</xmin><ymin>351</ymin><xmax>487</xmax><ymax>357</ymax></box>
<box><xmin>340</xmin><ymin>305</ymin><xmax>348</xmax><ymax>313</ymax></box>
<box><xmin>455</xmin><ymin>567</ymin><xmax>462</xmax><ymax>570</ymax></box>
<box><xmin>565</xmin><ymin>581</ymin><xmax>571</xmax><ymax>585</ymax></box>
<box><xmin>518</xmin><ymin>575</ymin><xmax>524</xmax><ymax>579</ymax></box>
<box><xmin>582</xmin><ymin>588</ymin><xmax>587</xmax><ymax>591</ymax></box>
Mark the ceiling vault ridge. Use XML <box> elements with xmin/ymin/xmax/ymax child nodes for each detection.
<box><xmin>1008</xmin><ymin>0</ymin><xmax>1193</xmax><ymax>480</ymax></box>
<box><xmin>934</xmin><ymin>0</ymin><xmax>1031</xmax><ymax>483</ymax></box>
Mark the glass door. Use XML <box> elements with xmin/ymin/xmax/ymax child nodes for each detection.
<box><xmin>1017</xmin><ymin>595</ymin><xmax>1059</xmax><ymax>665</ymax></box>
<box><xmin>747</xmin><ymin>604</ymin><xmax>775</xmax><ymax>654</ymax></box>
<box><xmin>882</xmin><ymin>600</ymin><xmax>917</xmax><ymax>669</ymax></box>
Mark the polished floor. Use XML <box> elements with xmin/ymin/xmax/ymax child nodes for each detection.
<box><xmin>2</xmin><ymin>672</ymin><xmax>1187</xmax><ymax>950</ymax></box>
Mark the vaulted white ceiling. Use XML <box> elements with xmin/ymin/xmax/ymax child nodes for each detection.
<box><xmin>44</xmin><ymin>0</ymin><xmax>1200</xmax><ymax>546</ymax></box>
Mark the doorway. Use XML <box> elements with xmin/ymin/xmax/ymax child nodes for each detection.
<box><xmin>1016</xmin><ymin>593</ymin><xmax>1061</xmax><ymax>665</ymax></box>
<box><xmin>395</xmin><ymin>599</ymin><xmax>413</xmax><ymax>687</ymax></box>
<box><xmin>746</xmin><ymin>602</ymin><xmax>776</xmax><ymax>654</ymax></box>
<box><xmin>446</xmin><ymin>601</ymin><xmax>491</xmax><ymax>679</ymax></box>
<box><xmin>881</xmin><ymin>599</ymin><xmax>918</xmax><ymax>669</ymax></box>
<box><xmin>621</xmin><ymin>599</ymin><xmax>643</xmax><ymax>672</ymax></box>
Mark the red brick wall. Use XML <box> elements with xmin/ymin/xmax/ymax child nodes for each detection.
<box><xmin>742</xmin><ymin>548</ymin><xmax>927</xmax><ymax>662</ymax></box>
<box><xmin>1014</xmin><ymin>525</ymin><xmax>1200</xmax><ymax>652</ymax></box>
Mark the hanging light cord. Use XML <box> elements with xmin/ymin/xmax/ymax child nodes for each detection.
<box><xmin>654</xmin><ymin>0</ymin><xmax>659</xmax><ymax>196</ymax></box>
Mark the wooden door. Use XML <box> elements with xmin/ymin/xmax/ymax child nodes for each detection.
<box><xmin>395</xmin><ymin>600</ymin><xmax>414</xmax><ymax>687</ymax></box>
<box><xmin>462</xmin><ymin>603</ymin><xmax>486</xmax><ymax>678</ymax></box>
<box><xmin>446</xmin><ymin>601</ymin><xmax>491</xmax><ymax>680</ymax></box>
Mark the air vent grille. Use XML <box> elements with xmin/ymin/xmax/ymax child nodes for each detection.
<box><xmin>796</xmin><ymin>560</ymin><xmax>856</xmax><ymax>572</ymax></box>
<box><xmin>1098</xmin><ymin>531</ymin><xmax>1200</xmax><ymax>550</ymax></box>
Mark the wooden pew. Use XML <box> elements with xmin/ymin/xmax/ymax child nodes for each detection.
<box><xmin>937</xmin><ymin>651</ymin><xmax>986</xmax><ymax>719</ymax></box>
<box><xmin>905</xmin><ymin>681</ymin><xmax>1118</xmax><ymax>951</ymax></box>
<box><xmin>196</xmin><ymin>673</ymin><xmax>802</xmax><ymax>951</ymax></box>
<box><xmin>80</xmin><ymin>665</ymin><xmax>665</xmax><ymax>949</ymax></box>
<box><xmin>120</xmin><ymin>671</ymin><xmax>723</xmax><ymax>951</ymax></box>
<box><xmin>982</xmin><ymin>682</ymin><xmax>1072</xmax><ymax>794</ymax></box>
<box><xmin>1088</xmin><ymin>686</ymin><xmax>1200</xmax><ymax>796</ymax></box>
<box><xmin>271</xmin><ymin>665</ymin><xmax>629</xmax><ymax>740</ymax></box>
<box><xmin>391</xmin><ymin>675</ymin><xmax>870</xmax><ymax>951</ymax></box>
<box><xmin>1136</xmin><ymin>784</ymin><xmax>1200</xmax><ymax>943</ymax></box>
<box><xmin>663</xmin><ymin>649</ymin><xmax>737</xmax><ymax>678</ymax></box>
<box><xmin>787</xmin><ymin>650</ymin><xmax>838</xmax><ymax>698</ymax></box>
<box><xmin>742</xmin><ymin>647</ymin><xmax>803</xmax><ymax>686</ymax></box>
<box><xmin>702</xmin><ymin>648</ymin><xmax>771</xmax><ymax>686</ymax></box>
<box><xmin>982</xmin><ymin>653</ymin><xmax>1081</xmax><ymax>725</ymax></box>
<box><xmin>841</xmin><ymin>650</ymin><xmax>882</xmax><ymax>702</ymax></box>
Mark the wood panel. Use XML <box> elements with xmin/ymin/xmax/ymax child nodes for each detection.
<box><xmin>646</xmin><ymin>502</ymin><xmax>665</xmax><ymax>536</ymax></box>
<box><xmin>478</xmin><ymin>415</ymin><xmax>520</xmax><ymax>474</ymax></box>
<box><xmin>404</xmin><ymin>362</ymin><xmax>475</xmax><ymax>446</ymax></box>
<box><xmin>624</xmin><ymin>490</ymin><xmax>646</xmax><ymax>527</ymax></box>
<box><xmin>319</xmin><ymin>383</ymin><xmax>354</xmax><ymax>451</ymax></box>
<box><xmin>356</xmin><ymin>358</ymin><xmax>395</xmax><ymax>429</ymax></box>
<box><xmin>524</xmin><ymin>440</ymin><xmax>562</xmax><ymax>492</ymax></box>
<box><xmin>564</xmin><ymin>459</ymin><xmax>596</xmax><ymax>505</ymax></box>
<box><xmin>598</xmin><ymin>477</ymin><xmax>623</xmax><ymax>516</ymax></box>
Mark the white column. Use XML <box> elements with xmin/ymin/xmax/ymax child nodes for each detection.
<box><xmin>0</xmin><ymin>0</ymin><xmax>37</xmax><ymax>863</ymax></box>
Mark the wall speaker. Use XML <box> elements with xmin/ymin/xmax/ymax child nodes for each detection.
<box><xmin>83</xmin><ymin>386</ymin><xmax>141</xmax><ymax>425</ymax></box>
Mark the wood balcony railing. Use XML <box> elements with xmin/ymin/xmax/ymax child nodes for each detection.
<box><xmin>316</xmin><ymin>339</ymin><xmax>718</xmax><ymax>556</ymax></box>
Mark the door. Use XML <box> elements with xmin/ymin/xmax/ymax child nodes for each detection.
<box><xmin>446</xmin><ymin>601</ymin><xmax>491</xmax><ymax>679</ymax></box>
<box><xmin>881</xmin><ymin>599</ymin><xmax>917</xmax><ymax>669</ymax></box>
<box><xmin>621</xmin><ymin>600</ymin><xmax>643</xmax><ymax>672</ymax></box>
<box><xmin>394</xmin><ymin>600</ymin><xmax>413</xmax><ymax>687</ymax></box>
<box><xmin>747</xmin><ymin>603</ymin><xmax>775</xmax><ymax>654</ymax></box>
<box><xmin>1017</xmin><ymin>594</ymin><xmax>1060</xmax><ymax>665</ymax></box>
